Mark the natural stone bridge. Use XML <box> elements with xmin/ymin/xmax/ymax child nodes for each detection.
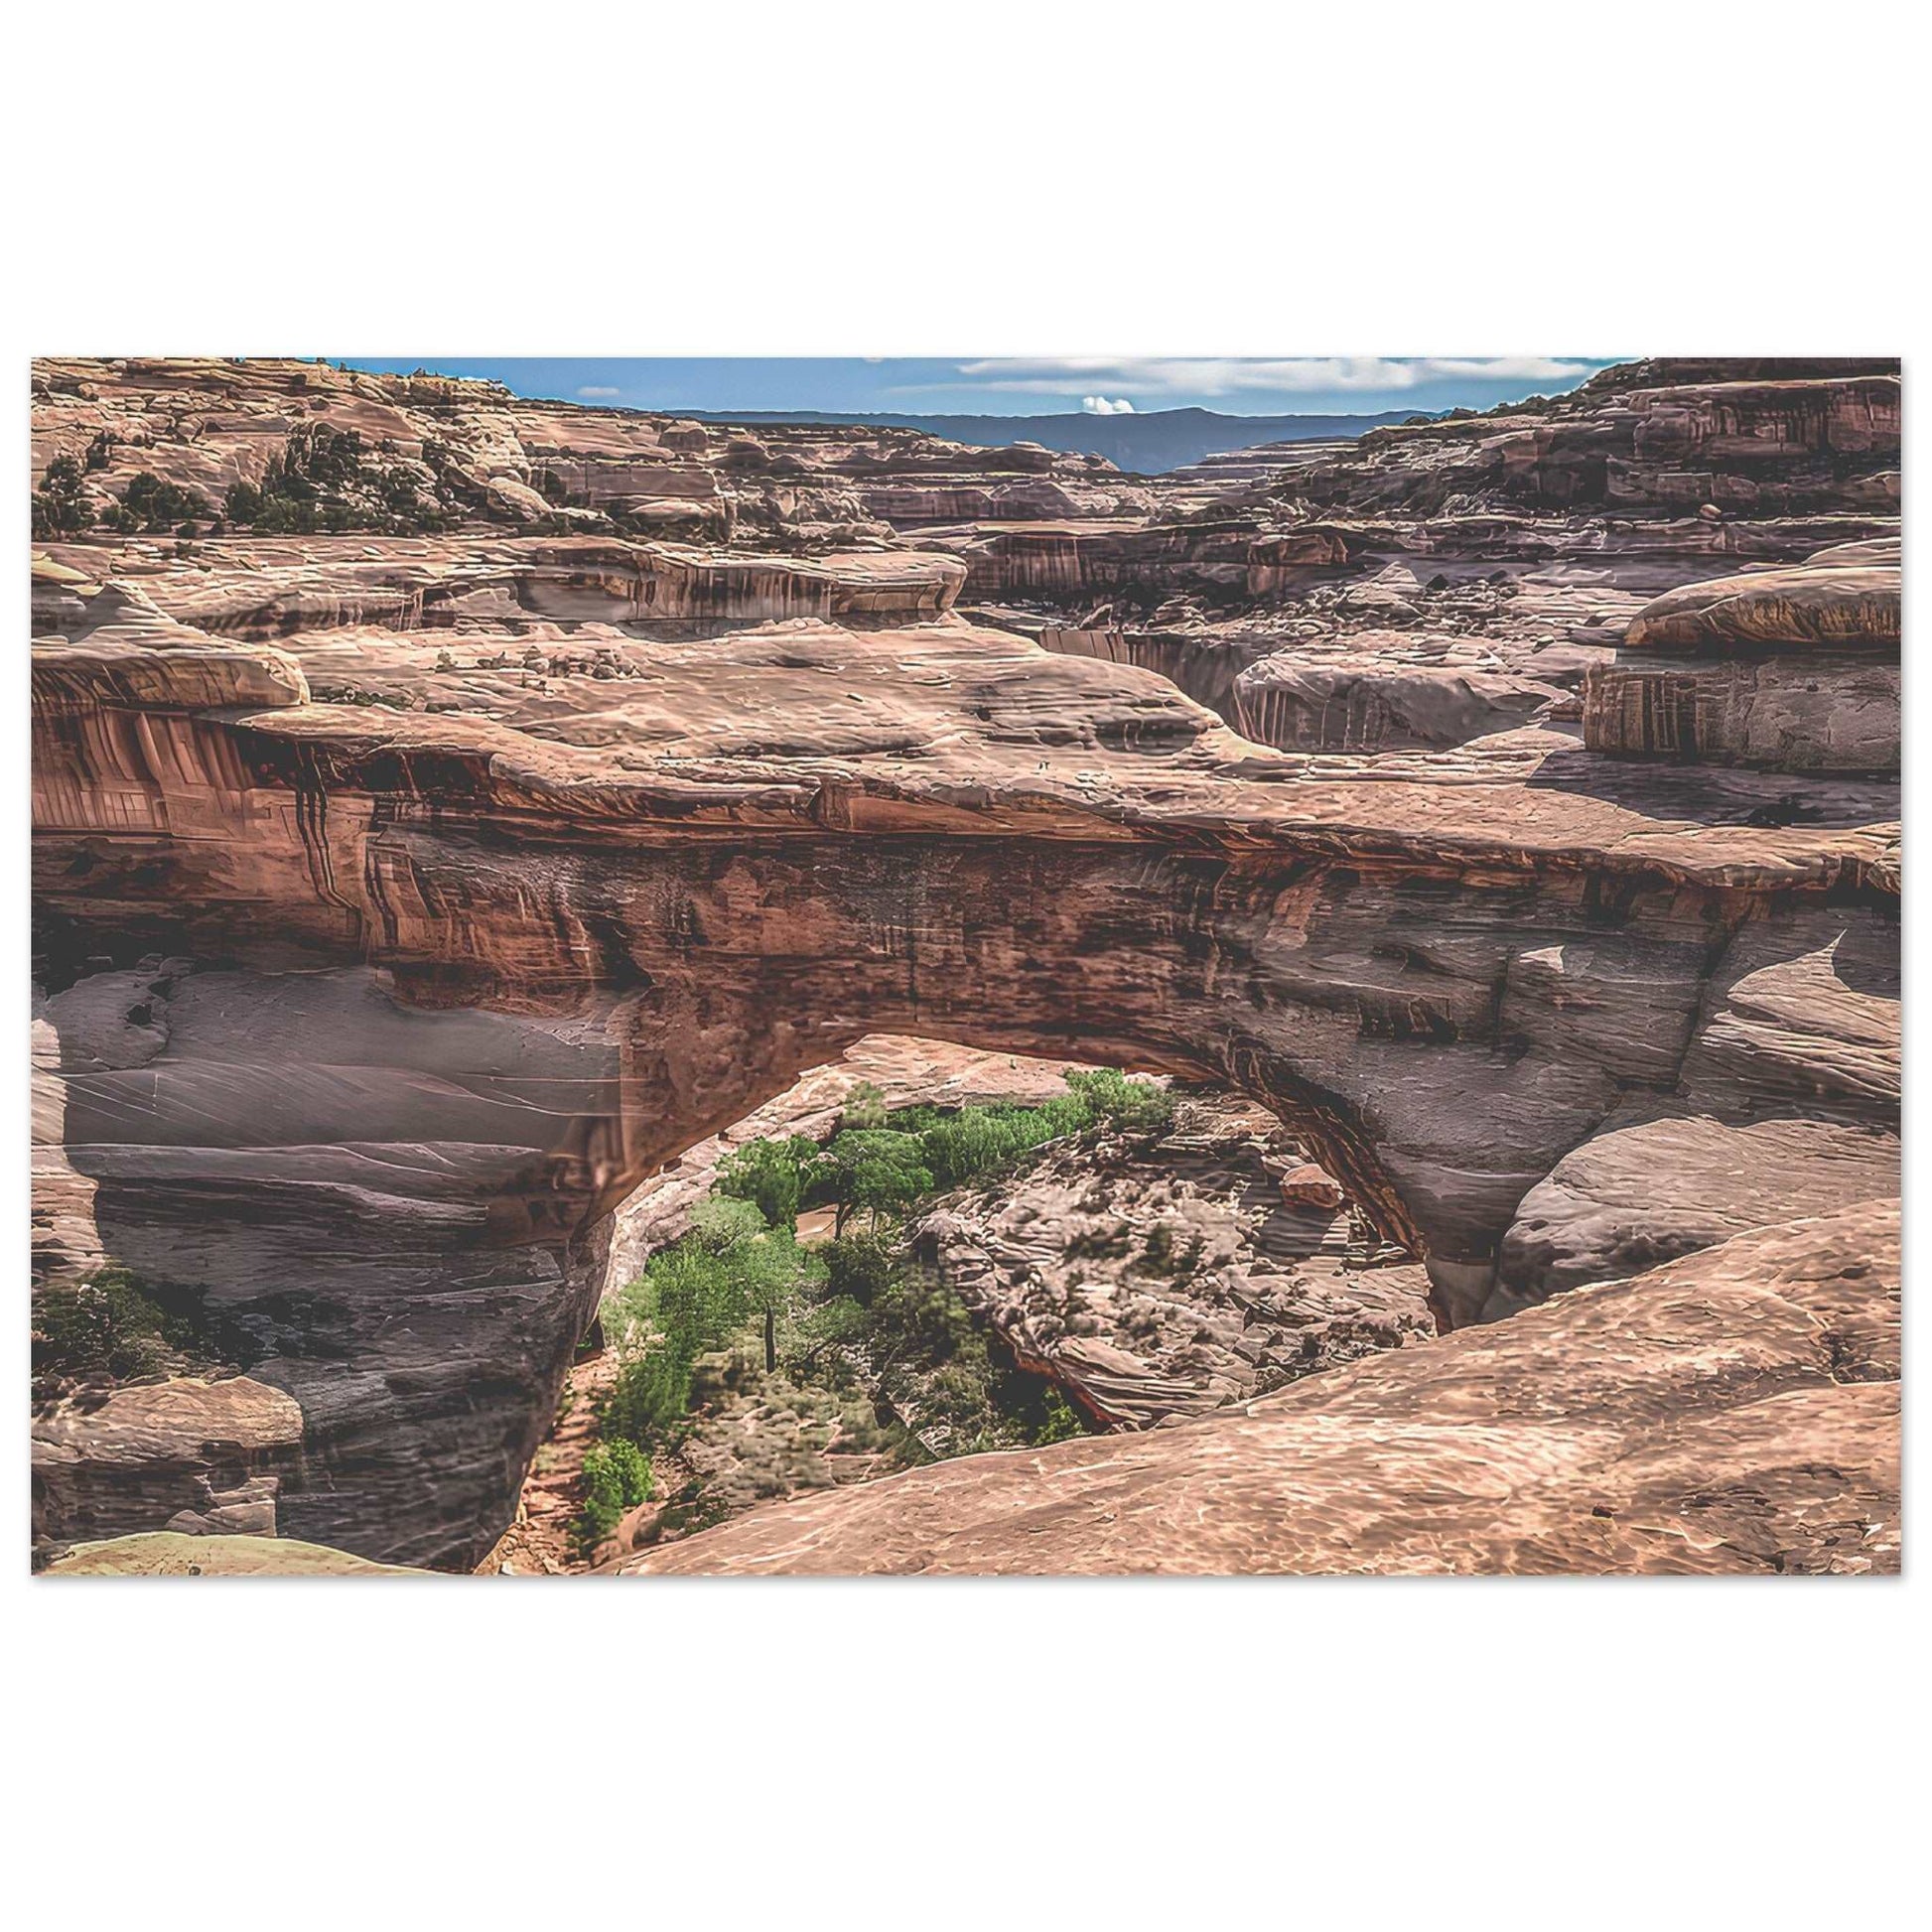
<box><xmin>32</xmin><ymin>600</ymin><xmax>1898</xmax><ymax>1566</ymax></box>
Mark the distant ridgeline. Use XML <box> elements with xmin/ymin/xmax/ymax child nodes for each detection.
<box><xmin>684</xmin><ymin>406</ymin><xmax>1425</xmax><ymax>474</ymax></box>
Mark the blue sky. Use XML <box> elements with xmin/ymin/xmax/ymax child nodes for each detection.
<box><xmin>339</xmin><ymin>356</ymin><xmax>1613</xmax><ymax>418</ymax></box>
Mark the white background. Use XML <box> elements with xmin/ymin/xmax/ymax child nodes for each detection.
<box><xmin>4</xmin><ymin>4</ymin><xmax>1924</xmax><ymax>1926</ymax></box>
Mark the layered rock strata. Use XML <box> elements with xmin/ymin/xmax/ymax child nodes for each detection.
<box><xmin>30</xmin><ymin>356</ymin><xmax>1902</xmax><ymax>1572</ymax></box>
<box><xmin>1583</xmin><ymin>557</ymin><xmax>1902</xmax><ymax>772</ymax></box>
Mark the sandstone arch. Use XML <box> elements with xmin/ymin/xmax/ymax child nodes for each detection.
<box><xmin>31</xmin><ymin>611</ymin><xmax>1898</xmax><ymax>1566</ymax></box>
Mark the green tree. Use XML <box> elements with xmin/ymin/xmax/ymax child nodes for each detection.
<box><xmin>31</xmin><ymin>456</ymin><xmax>94</xmax><ymax>538</ymax></box>
<box><xmin>818</xmin><ymin>1128</ymin><xmax>933</xmax><ymax>1236</ymax></box>
<box><xmin>602</xmin><ymin>1199</ymin><xmax>826</xmax><ymax>1437</ymax></box>
<box><xmin>715</xmin><ymin>1134</ymin><xmax>817</xmax><ymax>1232</ymax></box>
<box><xmin>119</xmin><ymin>471</ymin><xmax>211</xmax><ymax>532</ymax></box>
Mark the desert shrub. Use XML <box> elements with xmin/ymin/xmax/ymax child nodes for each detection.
<box><xmin>269</xmin><ymin>421</ymin><xmax>366</xmax><ymax>496</ymax></box>
<box><xmin>32</xmin><ymin>1268</ymin><xmax>175</xmax><ymax>1386</ymax></box>
<box><xmin>1139</xmin><ymin>1222</ymin><xmax>1177</xmax><ymax>1275</ymax></box>
<box><xmin>1063</xmin><ymin>1066</ymin><xmax>1173</xmax><ymax>1135</ymax></box>
<box><xmin>1065</xmin><ymin>1223</ymin><xmax>1132</xmax><ymax>1261</ymax></box>
<box><xmin>1030</xmin><ymin>1385</ymin><xmax>1085</xmax><ymax>1446</ymax></box>
<box><xmin>841</xmin><ymin>1080</ymin><xmax>888</xmax><ymax>1130</ymax></box>
<box><xmin>574</xmin><ymin>1438</ymin><xmax>654</xmax><ymax>1552</ymax></box>
<box><xmin>820</xmin><ymin>1230</ymin><xmax>900</xmax><ymax>1307</ymax></box>
<box><xmin>378</xmin><ymin>467</ymin><xmax>429</xmax><ymax>521</ymax></box>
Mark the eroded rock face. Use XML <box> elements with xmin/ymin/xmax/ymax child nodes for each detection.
<box><xmin>30</xmin><ymin>356</ymin><xmax>1130</xmax><ymax>552</ymax></box>
<box><xmin>622</xmin><ymin>1202</ymin><xmax>1900</xmax><ymax>1576</ymax></box>
<box><xmin>909</xmin><ymin>1094</ymin><xmax>1434</xmax><ymax>1429</ymax></box>
<box><xmin>30</xmin><ymin>356</ymin><xmax>1901</xmax><ymax>1571</ymax></box>
<box><xmin>985</xmin><ymin>360</ymin><xmax>1901</xmax><ymax>760</ymax></box>
<box><xmin>33</xmin><ymin>1377</ymin><xmax>306</xmax><ymax>1551</ymax></box>
<box><xmin>1583</xmin><ymin>555</ymin><xmax>1902</xmax><ymax>774</ymax></box>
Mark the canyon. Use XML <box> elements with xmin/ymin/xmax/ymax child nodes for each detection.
<box><xmin>30</xmin><ymin>355</ymin><xmax>1900</xmax><ymax>1576</ymax></box>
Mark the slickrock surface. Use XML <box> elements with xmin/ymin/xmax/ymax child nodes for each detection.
<box><xmin>623</xmin><ymin>1202</ymin><xmax>1900</xmax><ymax>1576</ymax></box>
<box><xmin>45</xmin><ymin>1531</ymin><xmax>419</xmax><ymax>1577</ymax></box>
<box><xmin>31</xmin><ymin>356</ymin><xmax>1900</xmax><ymax>1571</ymax></box>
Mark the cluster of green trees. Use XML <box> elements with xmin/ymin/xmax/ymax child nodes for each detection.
<box><xmin>36</xmin><ymin>449</ymin><xmax>218</xmax><ymax>540</ymax></box>
<box><xmin>101</xmin><ymin>471</ymin><xmax>214</xmax><ymax>534</ymax></box>
<box><xmin>584</xmin><ymin>1068</ymin><xmax>1168</xmax><ymax>1496</ymax></box>
<box><xmin>602</xmin><ymin>1197</ymin><xmax>828</xmax><ymax>1445</ymax></box>
<box><xmin>711</xmin><ymin>1067</ymin><xmax>1173</xmax><ymax>1241</ymax></box>
<box><xmin>222</xmin><ymin>422</ymin><xmax>445</xmax><ymax>535</ymax></box>
<box><xmin>34</xmin><ymin>423</ymin><xmax>611</xmax><ymax>545</ymax></box>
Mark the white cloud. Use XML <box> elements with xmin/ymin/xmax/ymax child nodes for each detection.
<box><xmin>1081</xmin><ymin>394</ymin><xmax>1136</xmax><ymax>415</ymax></box>
<box><xmin>577</xmin><ymin>384</ymin><xmax>621</xmax><ymax>398</ymax></box>
<box><xmin>960</xmin><ymin>356</ymin><xmax>1592</xmax><ymax>398</ymax></box>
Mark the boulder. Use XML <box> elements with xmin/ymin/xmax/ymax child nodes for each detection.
<box><xmin>1278</xmin><ymin>1162</ymin><xmax>1345</xmax><ymax>1211</ymax></box>
<box><xmin>484</xmin><ymin>474</ymin><xmax>553</xmax><ymax>520</ymax></box>
<box><xmin>1622</xmin><ymin>565</ymin><xmax>1899</xmax><ymax>654</ymax></box>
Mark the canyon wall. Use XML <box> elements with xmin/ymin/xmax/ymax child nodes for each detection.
<box><xmin>31</xmin><ymin>356</ymin><xmax>1900</xmax><ymax>1572</ymax></box>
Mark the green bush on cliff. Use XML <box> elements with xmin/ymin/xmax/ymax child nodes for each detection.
<box><xmin>32</xmin><ymin>1268</ymin><xmax>175</xmax><ymax>1389</ymax></box>
<box><xmin>105</xmin><ymin>470</ymin><xmax>213</xmax><ymax>534</ymax></box>
<box><xmin>221</xmin><ymin>424</ymin><xmax>449</xmax><ymax>536</ymax></box>
<box><xmin>1031</xmin><ymin>1385</ymin><xmax>1085</xmax><ymax>1445</ymax></box>
<box><xmin>574</xmin><ymin>1438</ymin><xmax>654</xmax><ymax>1552</ymax></box>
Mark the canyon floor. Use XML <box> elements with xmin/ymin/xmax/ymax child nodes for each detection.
<box><xmin>30</xmin><ymin>355</ymin><xmax>1900</xmax><ymax>1577</ymax></box>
